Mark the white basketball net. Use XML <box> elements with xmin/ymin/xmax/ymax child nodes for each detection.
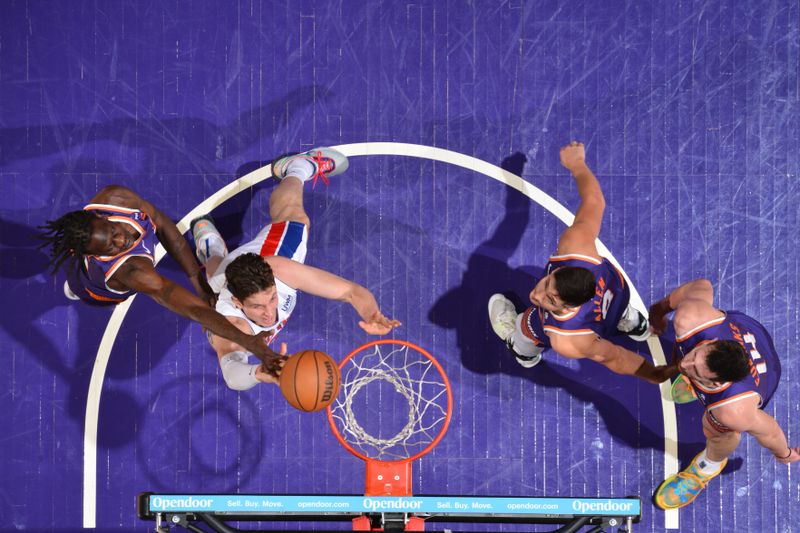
<box><xmin>329</xmin><ymin>342</ymin><xmax>450</xmax><ymax>462</ymax></box>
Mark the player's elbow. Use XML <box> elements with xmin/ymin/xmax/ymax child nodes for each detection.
<box><xmin>689</xmin><ymin>279</ymin><xmax>713</xmax><ymax>293</ymax></box>
<box><xmin>672</xmin><ymin>299</ymin><xmax>713</xmax><ymax>336</ymax></box>
<box><xmin>583</xmin><ymin>191</ymin><xmax>606</xmax><ymax>213</ymax></box>
<box><xmin>137</xmin><ymin>274</ymin><xmax>170</xmax><ymax>302</ymax></box>
<box><xmin>219</xmin><ymin>351</ymin><xmax>260</xmax><ymax>391</ymax></box>
<box><xmin>96</xmin><ymin>184</ymin><xmax>134</xmax><ymax>198</ymax></box>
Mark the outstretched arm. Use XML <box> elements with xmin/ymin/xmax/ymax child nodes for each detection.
<box><xmin>550</xmin><ymin>334</ymin><xmax>677</xmax><ymax>384</ymax></box>
<box><xmin>91</xmin><ymin>185</ymin><xmax>215</xmax><ymax>305</ymax></box>
<box><xmin>649</xmin><ymin>279</ymin><xmax>717</xmax><ymax>336</ymax></box>
<box><xmin>555</xmin><ymin>142</ymin><xmax>605</xmax><ymax>259</ymax></box>
<box><xmin>112</xmin><ymin>258</ymin><xmax>280</xmax><ymax>362</ymax></box>
<box><xmin>269</xmin><ymin>256</ymin><xmax>402</xmax><ymax>335</ymax></box>
<box><xmin>714</xmin><ymin>402</ymin><xmax>800</xmax><ymax>465</ymax></box>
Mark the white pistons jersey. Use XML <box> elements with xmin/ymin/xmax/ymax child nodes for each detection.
<box><xmin>208</xmin><ymin>220</ymin><xmax>308</xmax><ymax>345</ymax></box>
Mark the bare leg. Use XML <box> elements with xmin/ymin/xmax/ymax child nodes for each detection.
<box><xmin>703</xmin><ymin>413</ymin><xmax>742</xmax><ymax>462</ymax></box>
<box><xmin>205</xmin><ymin>256</ymin><xmax>224</xmax><ymax>279</ymax></box>
<box><xmin>269</xmin><ymin>175</ymin><xmax>310</xmax><ymax>228</ymax></box>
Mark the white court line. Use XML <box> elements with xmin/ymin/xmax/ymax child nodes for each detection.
<box><xmin>82</xmin><ymin>142</ymin><xmax>678</xmax><ymax>529</ymax></box>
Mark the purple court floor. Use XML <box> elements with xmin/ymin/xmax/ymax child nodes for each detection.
<box><xmin>1</xmin><ymin>1</ymin><xmax>799</xmax><ymax>532</ymax></box>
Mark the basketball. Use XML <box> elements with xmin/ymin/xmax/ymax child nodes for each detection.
<box><xmin>279</xmin><ymin>350</ymin><xmax>341</xmax><ymax>412</ymax></box>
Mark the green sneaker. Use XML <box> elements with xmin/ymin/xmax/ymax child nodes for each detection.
<box><xmin>670</xmin><ymin>374</ymin><xmax>698</xmax><ymax>404</ymax></box>
<box><xmin>654</xmin><ymin>452</ymin><xmax>727</xmax><ymax>510</ymax></box>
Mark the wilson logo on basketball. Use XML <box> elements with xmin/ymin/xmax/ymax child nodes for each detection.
<box><xmin>321</xmin><ymin>361</ymin><xmax>335</xmax><ymax>402</ymax></box>
<box><xmin>279</xmin><ymin>350</ymin><xmax>340</xmax><ymax>412</ymax></box>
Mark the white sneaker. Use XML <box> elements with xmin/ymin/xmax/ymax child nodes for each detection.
<box><xmin>271</xmin><ymin>147</ymin><xmax>349</xmax><ymax>187</ymax></box>
<box><xmin>488</xmin><ymin>293</ymin><xmax>517</xmax><ymax>342</ymax></box>
<box><xmin>489</xmin><ymin>294</ymin><xmax>544</xmax><ymax>368</ymax></box>
<box><xmin>618</xmin><ymin>304</ymin><xmax>651</xmax><ymax>342</ymax></box>
<box><xmin>190</xmin><ymin>215</ymin><xmax>227</xmax><ymax>265</ymax></box>
<box><xmin>63</xmin><ymin>281</ymin><xmax>80</xmax><ymax>301</ymax></box>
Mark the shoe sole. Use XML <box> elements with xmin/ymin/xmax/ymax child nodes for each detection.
<box><xmin>488</xmin><ymin>293</ymin><xmax>516</xmax><ymax>338</ymax></box>
<box><xmin>488</xmin><ymin>293</ymin><xmax>512</xmax><ymax>318</ymax></box>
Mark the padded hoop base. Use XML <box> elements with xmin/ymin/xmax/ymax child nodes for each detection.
<box><xmin>365</xmin><ymin>459</ymin><xmax>412</xmax><ymax>496</ymax></box>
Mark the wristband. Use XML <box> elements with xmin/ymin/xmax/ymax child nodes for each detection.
<box><xmin>775</xmin><ymin>449</ymin><xmax>793</xmax><ymax>459</ymax></box>
<box><xmin>652</xmin><ymin>297</ymin><xmax>673</xmax><ymax>315</ymax></box>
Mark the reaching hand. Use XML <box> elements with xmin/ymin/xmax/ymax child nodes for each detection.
<box><xmin>559</xmin><ymin>141</ymin><xmax>587</xmax><ymax>172</ymax></box>
<box><xmin>244</xmin><ymin>331</ymin><xmax>283</xmax><ymax>364</ymax></box>
<box><xmin>652</xmin><ymin>363</ymin><xmax>680</xmax><ymax>384</ymax></box>
<box><xmin>636</xmin><ymin>360</ymin><xmax>680</xmax><ymax>384</ymax></box>
<box><xmin>359</xmin><ymin>311</ymin><xmax>402</xmax><ymax>335</ymax></box>
<box><xmin>256</xmin><ymin>342</ymin><xmax>288</xmax><ymax>382</ymax></box>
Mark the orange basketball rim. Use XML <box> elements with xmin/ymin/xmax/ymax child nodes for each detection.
<box><xmin>327</xmin><ymin>339</ymin><xmax>453</xmax><ymax>498</ymax></box>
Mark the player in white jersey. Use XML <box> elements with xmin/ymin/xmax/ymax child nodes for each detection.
<box><xmin>192</xmin><ymin>148</ymin><xmax>401</xmax><ymax>391</ymax></box>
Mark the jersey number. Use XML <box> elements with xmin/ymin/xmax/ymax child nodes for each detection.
<box><xmin>742</xmin><ymin>332</ymin><xmax>767</xmax><ymax>378</ymax></box>
<box><xmin>601</xmin><ymin>290</ymin><xmax>614</xmax><ymax>319</ymax></box>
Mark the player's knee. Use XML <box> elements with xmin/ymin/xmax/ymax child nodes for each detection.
<box><xmin>219</xmin><ymin>351</ymin><xmax>260</xmax><ymax>391</ymax></box>
<box><xmin>702</xmin><ymin>420</ymin><xmax>741</xmax><ymax>442</ymax></box>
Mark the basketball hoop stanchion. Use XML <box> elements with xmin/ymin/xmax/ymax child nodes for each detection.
<box><xmin>327</xmin><ymin>339</ymin><xmax>453</xmax><ymax>531</ymax></box>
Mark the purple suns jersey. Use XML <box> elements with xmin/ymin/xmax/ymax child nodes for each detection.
<box><xmin>75</xmin><ymin>203</ymin><xmax>158</xmax><ymax>303</ymax></box>
<box><xmin>521</xmin><ymin>254</ymin><xmax>631</xmax><ymax>349</ymax></box>
<box><xmin>675</xmin><ymin>311</ymin><xmax>781</xmax><ymax>417</ymax></box>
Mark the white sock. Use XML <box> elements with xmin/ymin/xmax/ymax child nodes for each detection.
<box><xmin>285</xmin><ymin>158</ymin><xmax>316</xmax><ymax>182</ymax></box>
<box><xmin>511</xmin><ymin>314</ymin><xmax>544</xmax><ymax>358</ymax></box>
<box><xmin>695</xmin><ymin>449</ymin><xmax>724</xmax><ymax>475</ymax></box>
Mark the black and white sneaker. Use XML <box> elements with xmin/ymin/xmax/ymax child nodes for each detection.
<box><xmin>617</xmin><ymin>305</ymin><xmax>651</xmax><ymax>342</ymax></box>
<box><xmin>514</xmin><ymin>352</ymin><xmax>542</xmax><ymax>368</ymax></box>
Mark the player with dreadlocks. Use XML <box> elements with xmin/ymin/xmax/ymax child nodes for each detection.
<box><xmin>37</xmin><ymin>185</ymin><xmax>281</xmax><ymax>365</ymax></box>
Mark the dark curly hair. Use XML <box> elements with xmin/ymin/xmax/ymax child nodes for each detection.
<box><xmin>553</xmin><ymin>266</ymin><xmax>596</xmax><ymax>307</ymax></box>
<box><xmin>36</xmin><ymin>210</ymin><xmax>97</xmax><ymax>274</ymax></box>
<box><xmin>225</xmin><ymin>253</ymin><xmax>275</xmax><ymax>301</ymax></box>
<box><xmin>706</xmin><ymin>340</ymin><xmax>751</xmax><ymax>383</ymax></box>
